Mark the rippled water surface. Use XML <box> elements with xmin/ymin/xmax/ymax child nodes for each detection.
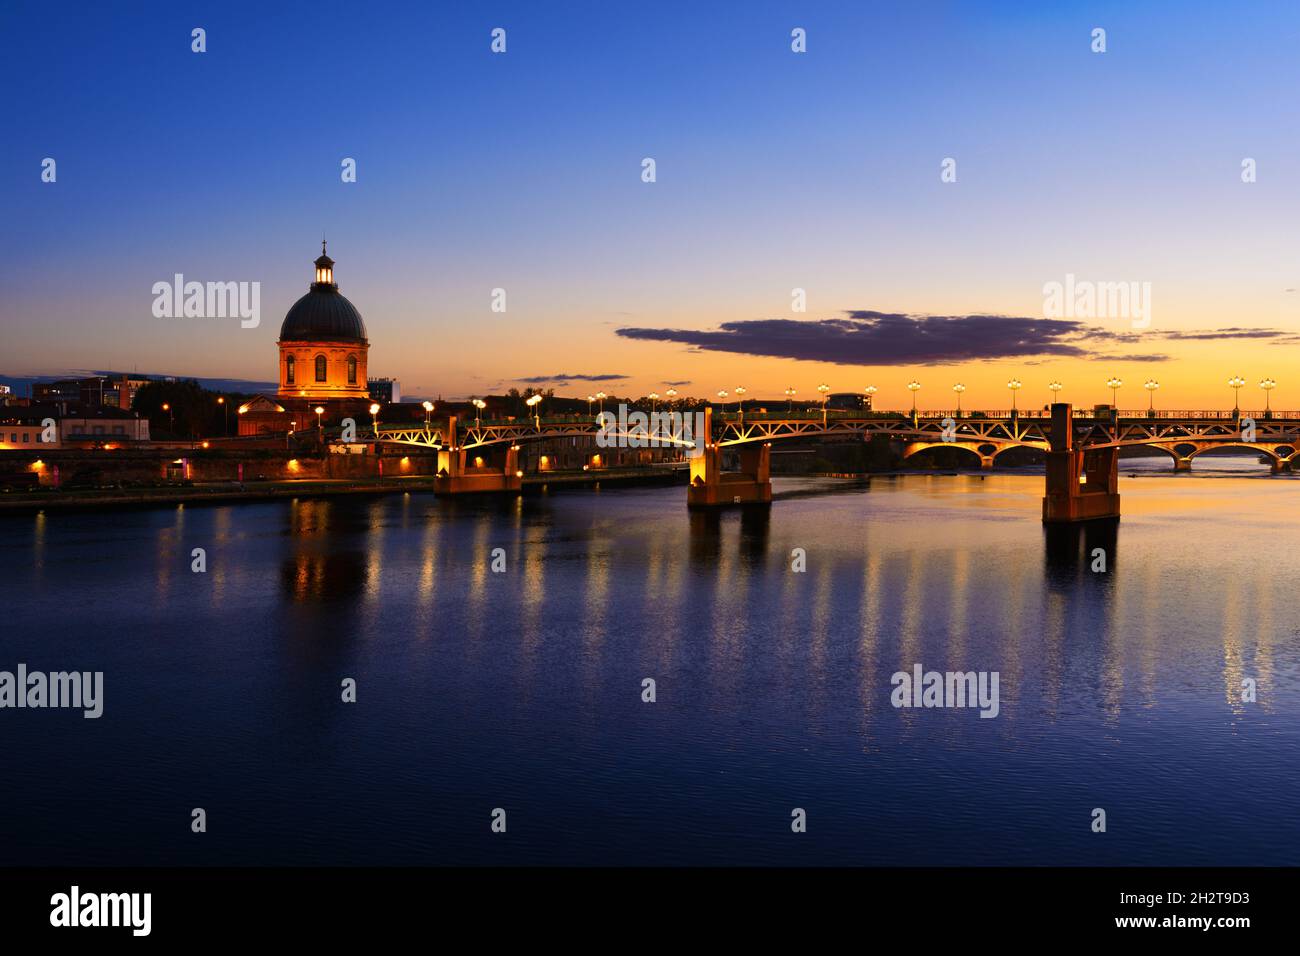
<box><xmin>2</xmin><ymin>466</ymin><xmax>1298</xmax><ymax>865</ymax></box>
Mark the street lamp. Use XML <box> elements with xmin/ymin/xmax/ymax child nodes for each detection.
<box><xmin>734</xmin><ymin>386</ymin><xmax>746</xmax><ymax>423</ymax></box>
<box><xmin>864</xmin><ymin>384</ymin><xmax>878</xmax><ymax>412</ymax></box>
<box><xmin>952</xmin><ymin>383</ymin><xmax>966</xmax><ymax>415</ymax></box>
<box><xmin>369</xmin><ymin>403</ymin><xmax>380</xmax><ymax>436</ymax></box>
<box><xmin>526</xmin><ymin>393</ymin><xmax>543</xmax><ymax>428</ymax></box>
<box><xmin>595</xmin><ymin>391</ymin><xmax>606</xmax><ymax>414</ymax></box>
<box><xmin>665</xmin><ymin>387</ymin><xmax>678</xmax><ymax>405</ymax></box>
<box><xmin>1260</xmin><ymin>377</ymin><xmax>1276</xmax><ymax>417</ymax></box>
<box><xmin>314</xmin><ymin>406</ymin><xmax>325</xmax><ymax>442</ymax></box>
<box><xmin>817</xmin><ymin>383</ymin><xmax>830</xmax><ymax>425</ymax></box>
<box><xmin>717</xmin><ymin>389</ymin><xmax>729</xmax><ymax>415</ymax></box>
<box><xmin>648</xmin><ymin>391</ymin><xmax>659</xmax><ymax>413</ymax></box>
<box><xmin>1049</xmin><ymin>381</ymin><xmax>1062</xmax><ymax>406</ymax></box>
<box><xmin>1227</xmin><ymin>375</ymin><xmax>1245</xmax><ymax>416</ymax></box>
<box><xmin>907</xmin><ymin>380</ymin><xmax>921</xmax><ymax>414</ymax></box>
<box><xmin>472</xmin><ymin>398</ymin><xmax>486</xmax><ymax>426</ymax></box>
<box><xmin>217</xmin><ymin>395</ymin><xmax>227</xmax><ymax>436</ymax></box>
<box><xmin>1007</xmin><ymin>379</ymin><xmax>1022</xmax><ymax>414</ymax></box>
<box><xmin>586</xmin><ymin>394</ymin><xmax>595</xmax><ymax>415</ymax></box>
<box><xmin>1106</xmin><ymin>377</ymin><xmax>1123</xmax><ymax>407</ymax></box>
<box><xmin>422</xmin><ymin>400</ymin><xmax>433</xmax><ymax>428</ymax></box>
<box><xmin>161</xmin><ymin>402</ymin><xmax>174</xmax><ymax>435</ymax></box>
<box><xmin>784</xmin><ymin>386</ymin><xmax>796</xmax><ymax>413</ymax></box>
<box><xmin>1143</xmin><ymin>379</ymin><xmax>1159</xmax><ymax>416</ymax></box>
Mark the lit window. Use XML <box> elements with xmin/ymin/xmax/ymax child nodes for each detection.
<box><xmin>286</xmin><ymin>355</ymin><xmax>295</xmax><ymax>384</ymax></box>
<box><xmin>315</xmin><ymin>355</ymin><xmax>327</xmax><ymax>382</ymax></box>
<box><xmin>347</xmin><ymin>355</ymin><xmax>357</xmax><ymax>385</ymax></box>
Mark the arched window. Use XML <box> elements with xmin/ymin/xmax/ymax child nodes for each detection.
<box><xmin>315</xmin><ymin>355</ymin><xmax>327</xmax><ymax>383</ymax></box>
<box><xmin>347</xmin><ymin>354</ymin><xmax>357</xmax><ymax>385</ymax></box>
<box><xmin>285</xmin><ymin>355</ymin><xmax>295</xmax><ymax>385</ymax></box>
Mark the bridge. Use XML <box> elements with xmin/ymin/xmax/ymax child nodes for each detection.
<box><xmin>328</xmin><ymin>405</ymin><xmax>1300</xmax><ymax>521</ymax></box>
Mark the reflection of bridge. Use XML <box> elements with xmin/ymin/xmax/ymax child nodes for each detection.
<box><xmin>344</xmin><ymin>406</ymin><xmax>1300</xmax><ymax>520</ymax></box>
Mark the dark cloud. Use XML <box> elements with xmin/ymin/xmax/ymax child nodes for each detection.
<box><xmin>515</xmin><ymin>372</ymin><xmax>628</xmax><ymax>384</ymax></box>
<box><xmin>616</xmin><ymin>312</ymin><xmax>1292</xmax><ymax>365</ymax></box>
<box><xmin>661</xmin><ymin>380</ymin><xmax>692</xmax><ymax>386</ymax></box>
<box><xmin>618</xmin><ymin>312</ymin><xmax>1097</xmax><ymax>365</ymax></box>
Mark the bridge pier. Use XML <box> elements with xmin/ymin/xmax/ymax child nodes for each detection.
<box><xmin>433</xmin><ymin>416</ymin><xmax>522</xmax><ymax>496</ymax></box>
<box><xmin>1173</xmin><ymin>458</ymin><xmax>1192</xmax><ymax>472</ymax></box>
<box><xmin>1042</xmin><ymin>403</ymin><xmax>1120</xmax><ymax>523</ymax></box>
<box><xmin>687</xmin><ymin>408</ymin><xmax>771</xmax><ymax>508</ymax></box>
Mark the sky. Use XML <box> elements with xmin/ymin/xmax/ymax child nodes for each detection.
<box><xmin>4</xmin><ymin>0</ymin><xmax>1300</xmax><ymax>410</ymax></box>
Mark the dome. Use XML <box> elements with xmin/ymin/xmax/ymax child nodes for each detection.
<box><xmin>279</xmin><ymin>286</ymin><xmax>368</xmax><ymax>343</ymax></box>
<box><xmin>278</xmin><ymin>243</ymin><xmax>368</xmax><ymax>343</ymax></box>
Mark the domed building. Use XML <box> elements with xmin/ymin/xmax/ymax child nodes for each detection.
<box><xmin>237</xmin><ymin>243</ymin><xmax>380</xmax><ymax>436</ymax></box>
<box><xmin>277</xmin><ymin>243</ymin><xmax>369</xmax><ymax>399</ymax></box>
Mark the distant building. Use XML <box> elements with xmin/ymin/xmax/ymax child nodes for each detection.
<box><xmin>368</xmin><ymin>377</ymin><xmax>400</xmax><ymax>404</ymax></box>
<box><xmin>0</xmin><ymin>404</ymin><xmax>150</xmax><ymax>449</ymax></box>
<box><xmin>827</xmin><ymin>392</ymin><xmax>868</xmax><ymax>411</ymax></box>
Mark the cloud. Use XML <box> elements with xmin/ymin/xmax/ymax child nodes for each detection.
<box><xmin>515</xmin><ymin>372</ymin><xmax>628</xmax><ymax>384</ymax></box>
<box><xmin>618</xmin><ymin>312</ymin><xmax>1108</xmax><ymax>365</ymax></box>
<box><xmin>661</xmin><ymin>380</ymin><xmax>692</xmax><ymax>386</ymax></box>
<box><xmin>616</xmin><ymin>312</ymin><xmax>1294</xmax><ymax>365</ymax></box>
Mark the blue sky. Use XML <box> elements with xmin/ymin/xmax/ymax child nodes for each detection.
<box><xmin>4</xmin><ymin>1</ymin><xmax>1300</xmax><ymax>407</ymax></box>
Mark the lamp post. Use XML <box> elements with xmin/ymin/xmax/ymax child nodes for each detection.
<box><xmin>586</xmin><ymin>394</ymin><xmax>595</xmax><ymax>415</ymax></box>
<box><xmin>865</xmin><ymin>384</ymin><xmax>878</xmax><ymax>412</ymax></box>
<box><xmin>1048</xmin><ymin>381</ymin><xmax>1062</xmax><ymax>407</ymax></box>
<box><xmin>314</xmin><ymin>406</ymin><xmax>324</xmax><ymax>444</ymax></box>
<box><xmin>907</xmin><ymin>381</ymin><xmax>920</xmax><ymax>420</ymax></box>
<box><xmin>1006</xmin><ymin>379</ymin><xmax>1022</xmax><ymax>416</ymax></box>
<box><xmin>1260</xmin><ymin>377</ymin><xmax>1276</xmax><ymax>418</ymax></box>
<box><xmin>595</xmin><ymin>391</ymin><xmax>606</xmax><ymax>414</ymax></box>
<box><xmin>217</xmin><ymin>395</ymin><xmax>227</xmax><ymax>436</ymax></box>
<box><xmin>1227</xmin><ymin>375</ymin><xmax>1245</xmax><ymax>417</ymax></box>
<box><xmin>734</xmin><ymin>386</ymin><xmax>746</xmax><ymax>423</ymax></box>
<box><xmin>472</xmin><ymin>398</ymin><xmax>486</xmax><ymax>426</ymax></box>
<box><xmin>648</xmin><ymin>391</ymin><xmax>659</xmax><ymax>413</ymax></box>
<box><xmin>1143</xmin><ymin>379</ymin><xmax>1159</xmax><ymax>417</ymax></box>
<box><xmin>717</xmin><ymin>390</ymin><xmax>729</xmax><ymax>416</ymax></box>
<box><xmin>785</xmin><ymin>386</ymin><xmax>796</xmax><ymax>413</ymax></box>
<box><xmin>369</xmin><ymin>403</ymin><xmax>380</xmax><ymax>437</ymax></box>
<box><xmin>422</xmin><ymin>400</ymin><xmax>434</xmax><ymax>429</ymax></box>
<box><xmin>952</xmin><ymin>383</ymin><xmax>966</xmax><ymax>416</ymax></box>
<box><xmin>817</xmin><ymin>383</ymin><xmax>830</xmax><ymax>425</ymax></box>
<box><xmin>526</xmin><ymin>393</ymin><xmax>542</xmax><ymax>428</ymax></box>
<box><xmin>1106</xmin><ymin>377</ymin><xmax>1123</xmax><ymax>407</ymax></box>
<box><xmin>161</xmin><ymin>402</ymin><xmax>174</xmax><ymax>435</ymax></box>
<box><xmin>665</xmin><ymin>387</ymin><xmax>678</xmax><ymax>409</ymax></box>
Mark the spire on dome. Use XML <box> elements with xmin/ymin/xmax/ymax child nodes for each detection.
<box><xmin>312</xmin><ymin>241</ymin><xmax>336</xmax><ymax>288</ymax></box>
